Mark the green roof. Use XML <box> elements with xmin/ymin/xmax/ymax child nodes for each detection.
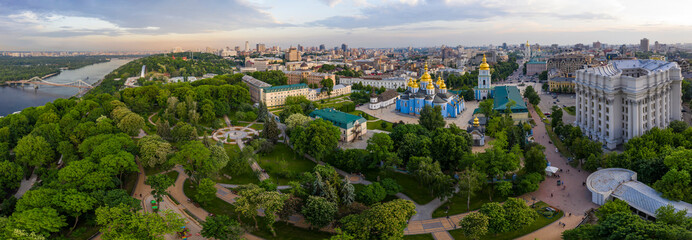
<box><xmin>493</xmin><ymin>86</ymin><xmax>528</xmax><ymax>113</ymax></box>
<box><xmin>309</xmin><ymin>108</ymin><xmax>366</xmax><ymax>129</ymax></box>
<box><xmin>263</xmin><ymin>83</ymin><xmax>308</xmax><ymax>93</ymax></box>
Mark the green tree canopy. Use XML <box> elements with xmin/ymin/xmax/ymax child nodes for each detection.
<box><xmin>459</xmin><ymin>212</ymin><xmax>490</xmax><ymax>240</ymax></box>
<box><xmin>419</xmin><ymin>105</ymin><xmax>446</xmax><ymax>131</ymax></box>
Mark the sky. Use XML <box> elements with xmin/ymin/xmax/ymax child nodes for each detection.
<box><xmin>0</xmin><ymin>0</ymin><xmax>691</xmax><ymax>51</ymax></box>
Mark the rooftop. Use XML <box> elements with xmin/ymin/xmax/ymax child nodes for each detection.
<box><xmin>587</xmin><ymin>168</ymin><xmax>692</xmax><ymax>218</ymax></box>
<box><xmin>493</xmin><ymin>86</ymin><xmax>528</xmax><ymax>112</ymax></box>
<box><xmin>242</xmin><ymin>75</ymin><xmax>271</xmax><ymax>88</ymax></box>
<box><xmin>550</xmin><ymin>77</ymin><xmax>575</xmax><ymax>82</ymax></box>
<box><xmin>309</xmin><ymin>108</ymin><xmax>366</xmax><ymax>130</ymax></box>
<box><xmin>584</xmin><ymin>59</ymin><xmax>679</xmax><ymax>76</ymax></box>
<box><xmin>263</xmin><ymin>83</ymin><xmax>307</xmax><ymax>93</ymax></box>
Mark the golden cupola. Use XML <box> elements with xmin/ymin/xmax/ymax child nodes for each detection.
<box><xmin>420</xmin><ymin>63</ymin><xmax>433</xmax><ymax>83</ymax></box>
<box><xmin>473</xmin><ymin>117</ymin><xmax>480</xmax><ymax>127</ymax></box>
<box><xmin>436</xmin><ymin>76</ymin><xmax>444</xmax><ymax>86</ymax></box>
<box><xmin>407</xmin><ymin>78</ymin><xmax>414</xmax><ymax>87</ymax></box>
<box><xmin>426</xmin><ymin>80</ymin><xmax>435</xmax><ymax>89</ymax></box>
<box><xmin>479</xmin><ymin>54</ymin><xmax>490</xmax><ymax>71</ymax></box>
<box><xmin>440</xmin><ymin>81</ymin><xmax>447</xmax><ymax>89</ymax></box>
<box><xmin>412</xmin><ymin>80</ymin><xmax>419</xmax><ymax>89</ymax></box>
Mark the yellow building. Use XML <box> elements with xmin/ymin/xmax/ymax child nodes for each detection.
<box><xmin>549</xmin><ymin>77</ymin><xmax>575</xmax><ymax>93</ymax></box>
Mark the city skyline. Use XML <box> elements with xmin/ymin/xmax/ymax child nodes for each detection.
<box><xmin>1</xmin><ymin>0</ymin><xmax>692</xmax><ymax>51</ymax></box>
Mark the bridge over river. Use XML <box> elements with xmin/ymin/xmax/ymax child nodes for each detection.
<box><xmin>6</xmin><ymin>76</ymin><xmax>94</xmax><ymax>90</ymax></box>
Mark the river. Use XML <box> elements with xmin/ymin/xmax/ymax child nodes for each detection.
<box><xmin>0</xmin><ymin>58</ymin><xmax>132</xmax><ymax>116</ymax></box>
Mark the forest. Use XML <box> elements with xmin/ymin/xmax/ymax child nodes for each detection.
<box><xmin>0</xmin><ymin>56</ymin><xmax>111</xmax><ymax>82</ymax></box>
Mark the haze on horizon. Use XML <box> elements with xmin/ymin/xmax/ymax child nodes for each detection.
<box><xmin>1</xmin><ymin>0</ymin><xmax>691</xmax><ymax>51</ymax></box>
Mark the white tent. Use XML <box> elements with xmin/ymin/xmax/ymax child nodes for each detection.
<box><xmin>545</xmin><ymin>166</ymin><xmax>559</xmax><ymax>176</ymax></box>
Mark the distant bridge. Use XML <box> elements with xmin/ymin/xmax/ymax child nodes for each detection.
<box><xmin>6</xmin><ymin>76</ymin><xmax>93</xmax><ymax>89</ymax></box>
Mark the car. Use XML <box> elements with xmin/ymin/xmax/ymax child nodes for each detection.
<box><xmin>553</xmin><ymin>101</ymin><xmax>556</xmax><ymax>104</ymax></box>
<box><xmin>556</xmin><ymin>99</ymin><xmax>560</xmax><ymax>102</ymax></box>
<box><xmin>563</xmin><ymin>105</ymin><xmax>566</xmax><ymax>107</ymax></box>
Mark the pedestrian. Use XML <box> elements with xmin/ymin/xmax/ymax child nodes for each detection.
<box><xmin>569</xmin><ymin>212</ymin><xmax>572</xmax><ymax>217</ymax></box>
<box><xmin>551</xmin><ymin>193</ymin><xmax>553</xmax><ymax>197</ymax></box>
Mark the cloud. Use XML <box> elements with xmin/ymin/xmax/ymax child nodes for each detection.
<box><xmin>0</xmin><ymin>0</ymin><xmax>282</xmax><ymax>35</ymax></box>
<box><xmin>311</xmin><ymin>0</ymin><xmax>504</xmax><ymax>29</ymax></box>
<box><xmin>319</xmin><ymin>0</ymin><xmax>342</xmax><ymax>7</ymax></box>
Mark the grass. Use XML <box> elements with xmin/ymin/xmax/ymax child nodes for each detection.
<box><xmin>165</xmin><ymin>171</ymin><xmax>179</xmax><ymax>181</ymax></box>
<box><xmin>563</xmin><ymin>106</ymin><xmax>576</xmax><ymax>115</ymax></box>
<box><xmin>233</xmin><ymin>122</ymin><xmax>250</xmax><ymax>127</ymax></box>
<box><xmin>534</xmin><ymin>105</ymin><xmax>546</xmax><ymax>120</ymax></box>
<box><xmin>249</xmin><ymin>123</ymin><xmax>264</xmax><ymax>131</ymax></box>
<box><xmin>544</xmin><ymin>122</ymin><xmax>573</xmax><ymax>158</ymax></box>
<box><xmin>257</xmin><ymin>143</ymin><xmax>317</xmax><ymax>185</ymax></box>
<box><xmin>363</xmin><ymin>169</ymin><xmax>435</xmax><ymax>205</ymax></box>
<box><xmin>403</xmin><ymin>233</ymin><xmax>435</xmax><ymax>240</ymax></box>
<box><xmin>367</xmin><ymin>120</ymin><xmax>394</xmax><ymax>132</ymax></box>
<box><xmin>432</xmin><ymin>186</ymin><xmax>509</xmax><ymax>218</ymax></box>
<box><xmin>144</xmin><ymin>164</ymin><xmax>174</xmax><ymax>176</ymax></box>
<box><xmin>349</xmin><ymin>110</ymin><xmax>377</xmax><ymax>120</ymax></box>
<box><xmin>448</xmin><ymin>201</ymin><xmax>563</xmax><ymax>240</ymax></box>
<box><xmin>183</xmin><ymin>179</ymin><xmax>333</xmax><ymax>240</ymax></box>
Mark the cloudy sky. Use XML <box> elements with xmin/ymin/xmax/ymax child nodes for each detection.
<box><xmin>0</xmin><ymin>0</ymin><xmax>691</xmax><ymax>51</ymax></box>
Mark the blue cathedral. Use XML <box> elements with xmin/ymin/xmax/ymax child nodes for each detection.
<box><xmin>395</xmin><ymin>64</ymin><xmax>465</xmax><ymax>118</ymax></box>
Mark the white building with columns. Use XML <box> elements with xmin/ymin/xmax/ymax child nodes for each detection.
<box><xmin>575</xmin><ymin>60</ymin><xmax>683</xmax><ymax>149</ymax></box>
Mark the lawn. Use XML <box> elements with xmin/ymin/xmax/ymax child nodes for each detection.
<box><xmin>448</xmin><ymin>201</ymin><xmax>563</xmax><ymax>240</ymax></box>
<box><xmin>166</xmin><ymin>171</ymin><xmax>180</xmax><ymax>181</ymax></box>
<box><xmin>257</xmin><ymin>143</ymin><xmax>317</xmax><ymax>185</ymax></box>
<box><xmin>544</xmin><ymin>122</ymin><xmax>573</xmax><ymax>158</ymax></box>
<box><xmin>533</xmin><ymin>105</ymin><xmax>546</xmax><ymax>120</ymax></box>
<box><xmin>563</xmin><ymin>106</ymin><xmax>576</xmax><ymax>115</ymax></box>
<box><xmin>363</xmin><ymin>169</ymin><xmax>435</xmax><ymax>205</ymax></box>
<box><xmin>403</xmin><ymin>233</ymin><xmax>435</xmax><ymax>240</ymax></box>
<box><xmin>183</xmin><ymin>179</ymin><xmax>333</xmax><ymax>240</ymax></box>
<box><xmin>367</xmin><ymin>120</ymin><xmax>393</xmax><ymax>132</ymax></box>
<box><xmin>432</xmin><ymin>185</ymin><xmax>509</xmax><ymax>218</ymax></box>
<box><xmin>249</xmin><ymin>123</ymin><xmax>264</xmax><ymax>131</ymax></box>
<box><xmin>349</xmin><ymin>110</ymin><xmax>377</xmax><ymax>120</ymax></box>
<box><xmin>144</xmin><ymin>164</ymin><xmax>175</xmax><ymax>176</ymax></box>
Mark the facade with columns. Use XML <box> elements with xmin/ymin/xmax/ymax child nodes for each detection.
<box><xmin>575</xmin><ymin>60</ymin><xmax>683</xmax><ymax>149</ymax></box>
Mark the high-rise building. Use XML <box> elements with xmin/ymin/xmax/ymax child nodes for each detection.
<box><xmin>640</xmin><ymin>38</ymin><xmax>649</xmax><ymax>52</ymax></box>
<box><xmin>502</xmin><ymin>42</ymin><xmax>507</xmax><ymax>50</ymax></box>
<box><xmin>297</xmin><ymin>44</ymin><xmax>303</xmax><ymax>52</ymax></box>
<box><xmin>286</xmin><ymin>47</ymin><xmax>300</xmax><ymax>62</ymax></box>
<box><xmin>341</xmin><ymin>43</ymin><xmax>348</xmax><ymax>52</ymax></box>
<box><xmin>575</xmin><ymin>60</ymin><xmax>682</xmax><ymax>149</ymax></box>
<box><xmin>234</xmin><ymin>46</ymin><xmax>240</xmax><ymax>51</ymax></box>
<box><xmin>654</xmin><ymin>41</ymin><xmax>660</xmax><ymax>52</ymax></box>
<box><xmin>245</xmin><ymin>41</ymin><xmax>249</xmax><ymax>52</ymax></box>
<box><xmin>593</xmin><ymin>41</ymin><xmax>601</xmax><ymax>49</ymax></box>
<box><xmin>256</xmin><ymin>43</ymin><xmax>266</xmax><ymax>53</ymax></box>
<box><xmin>319</xmin><ymin>44</ymin><xmax>325</xmax><ymax>51</ymax></box>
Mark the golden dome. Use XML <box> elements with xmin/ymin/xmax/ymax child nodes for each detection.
<box><xmin>407</xmin><ymin>78</ymin><xmax>414</xmax><ymax>87</ymax></box>
<box><xmin>426</xmin><ymin>81</ymin><xmax>435</xmax><ymax>89</ymax></box>
<box><xmin>440</xmin><ymin>82</ymin><xmax>447</xmax><ymax>89</ymax></box>
<box><xmin>412</xmin><ymin>81</ymin><xmax>419</xmax><ymax>89</ymax></box>
<box><xmin>479</xmin><ymin>54</ymin><xmax>490</xmax><ymax>71</ymax></box>
<box><xmin>436</xmin><ymin>76</ymin><xmax>444</xmax><ymax>86</ymax></box>
<box><xmin>420</xmin><ymin>63</ymin><xmax>433</xmax><ymax>83</ymax></box>
<box><xmin>473</xmin><ymin>117</ymin><xmax>480</xmax><ymax>127</ymax></box>
<box><xmin>526</xmin><ymin>41</ymin><xmax>530</xmax><ymax>47</ymax></box>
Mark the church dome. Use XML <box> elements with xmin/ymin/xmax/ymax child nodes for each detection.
<box><xmin>473</xmin><ymin>117</ymin><xmax>480</xmax><ymax>127</ymax></box>
<box><xmin>440</xmin><ymin>81</ymin><xmax>447</xmax><ymax>89</ymax></box>
<box><xmin>479</xmin><ymin>54</ymin><xmax>490</xmax><ymax>71</ymax></box>
<box><xmin>407</xmin><ymin>78</ymin><xmax>414</xmax><ymax>87</ymax></box>
<box><xmin>436</xmin><ymin>76</ymin><xmax>444</xmax><ymax>86</ymax></box>
<box><xmin>420</xmin><ymin>63</ymin><xmax>433</xmax><ymax>83</ymax></box>
<box><xmin>426</xmin><ymin>81</ymin><xmax>435</xmax><ymax>89</ymax></box>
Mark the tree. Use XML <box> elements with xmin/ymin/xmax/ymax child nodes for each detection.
<box><xmin>156</xmin><ymin>119</ymin><xmax>171</xmax><ymax>140</ymax></box>
<box><xmin>196</xmin><ymin>178</ymin><xmax>217</xmax><ymax>204</ymax></box>
<box><xmin>56</xmin><ymin>189</ymin><xmax>97</xmax><ymax>232</ymax></box>
<box><xmin>523</xmin><ymin>85</ymin><xmax>540</xmax><ymax>105</ymax></box>
<box><xmin>14</xmin><ymin>135</ymin><xmax>54</xmax><ymax>168</ymax></box>
<box><xmin>0</xmin><ymin>161</ymin><xmax>23</xmax><ymax>191</ymax></box>
<box><xmin>200</xmin><ymin>215</ymin><xmax>245</xmax><ymax>240</ymax></box>
<box><xmin>340</xmin><ymin>199</ymin><xmax>416</xmax><ymax>240</ymax></box>
<box><xmin>655</xmin><ymin>204</ymin><xmax>692</xmax><ymax>229</ymax></box>
<box><xmin>96</xmin><ymin>204</ymin><xmax>185</xmax><ymax>240</ymax></box>
<box><xmin>356</xmin><ymin>182</ymin><xmax>386</xmax><ymax>205</ymax></box>
<box><xmin>144</xmin><ymin>173</ymin><xmax>175</xmax><ymax>202</ymax></box>
<box><xmin>419</xmin><ymin>105</ymin><xmax>445</xmax><ymax>131</ymax></box>
<box><xmin>99</xmin><ymin>189</ymin><xmax>141</xmax><ymax>210</ymax></box>
<box><xmin>234</xmin><ymin>184</ymin><xmax>285</xmax><ymax>236</ymax></box>
<box><xmin>524</xmin><ymin>144</ymin><xmax>546</xmax><ymax>174</ymax></box>
<box><xmin>458</xmin><ymin>168</ymin><xmax>485</xmax><ymax>211</ymax></box>
<box><xmin>285</xmin><ymin>113</ymin><xmax>310</xmax><ymax>131</ymax></box>
<box><xmin>341</xmin><ymin>180</ymin><xmax>355</xmax><ymax>205</ymax></box>
<box><xmin>260</xmin><ymin>119</ymin><xmax>280</xmax><ymax>143</ymax></box>
<box><xmin>431</xmin><ymin>128</ymin><xmax>470</xmax><ymax>171</ymax></box>
<box><xmin>321</xmin><ymin>78</ymin><xmax>335</xmax><ymax>95</ymax></box>
<box><xmin>668</xmin><ymin>120</ymin><xmax>688</xmax><ymax>133</ymax></box>
<box><xmin>496</xmin><ymin>181</ymin><xmax>513</xmax><ymax>198</ymax></box>
<box><xmin>137</xmin><ymin>135</ymin><xmax>173</xmax><ymax>168</ymax></box>
<box><xmin>366</xmin><ymin>133</ymin><xmax>398</xmax><ymax>168</ymax></box>
<box><xmin>502</xmin><ymin>197</ymin><xmax>539</xmax><ymax>231</ymax></box>
<box><xmin>99</xmin><ymin>151</ymin><xmax>138</xmax><ymax>183</ymax></box>
<box><xmin>480</xmin><ymin>202</ymin><xmax>508</xmax><ymax>234</ymax></box>
<box><xmin>653</xmin><ymin>169</ymin><xmax>691</xmax><ymax>202</ymax></box>
<box><xmin>479</xmin><ymin>99</ymin><xmax>495</xmax><ymax>118</ymax></box>
<box><xmin>172</xmin><ymin>141</ymin><xmax>227</xmax><ymax>183</ymax></box>
<box><xmin>171</xmin><ymin>122</ymin><xmax>198</xmax><ymax>142</ymax></box>
<box><xmin>117</xmin><ymin>112</ymin><xmax>145</xmax><ymax>136</ymax></box>
<box><xmin>459</xmin><ymin>212</ymin><xmax>489</xmax><ymax>240</ymax></box>
<box><xmin>551</xmin><ymin>106</ymin><xmax>563</xmax><ymax>128</ymax></box>
<box><xmin>291</xmin><ymin>119</ymin><xmax>340</xmax><ymax>161</ymax></box>
<box><xmin>379</xmin><ymin>178</ymin><xmax>402</xmax><ymax>196</ymax></box>
<box><xmin>302</xmin><ymin>196</ymin><xmax>338</xmax><ymax>229</ymax></box>
<box><xmin>8</xmin><ymin>207</ymin><xmax>64</xmax><ymax>237</ymax></box>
